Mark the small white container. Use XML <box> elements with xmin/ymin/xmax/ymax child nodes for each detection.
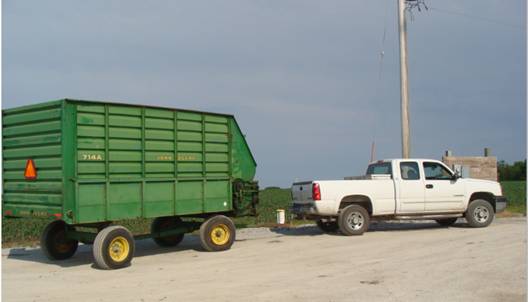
<box><xmin>276</xmin><ymin>209</ymin><xmax>286</xmax><ymax>224</ymax></box>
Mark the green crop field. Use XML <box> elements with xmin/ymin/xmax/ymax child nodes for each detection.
<box><xmin>500</xmin><ymin>181</ymin><xmax>526</xmax><ymax>215</ymax></box>
<box><xmin>2</xmin><ymin>182</ymin><xmax>525</xmax><ymax>247</ymax></box>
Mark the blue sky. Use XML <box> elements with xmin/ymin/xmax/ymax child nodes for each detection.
<box><xmin>3</xmin><ymin>0</ymin><xmax>526</xmax><ymax>187</ymax></box>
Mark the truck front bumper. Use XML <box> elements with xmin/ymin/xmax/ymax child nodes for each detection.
<box><xmin>495</xmin><ymin>196</ymin><xmax>507</xmax><ymax>213</ymax></box>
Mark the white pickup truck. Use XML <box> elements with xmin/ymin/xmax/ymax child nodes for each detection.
<box><xmin>292</xmin><ymin>159</ymin><xmax>507</xmax><ymax>235</ymax></box>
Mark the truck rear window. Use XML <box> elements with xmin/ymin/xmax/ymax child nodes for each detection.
<box><xmin>366</xmin><ymin>163</ymin><xmax>392</xmax><ymax>176</ymax></box>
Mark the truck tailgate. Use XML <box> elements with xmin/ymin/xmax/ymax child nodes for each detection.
<box><xmin>291</xmin><ymin>181</ymin><xmax>313</xmax><ymax>204</ymax></box>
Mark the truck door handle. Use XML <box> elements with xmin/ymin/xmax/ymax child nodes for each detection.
<box><xmin>426</xmin><ymin>184</ymin><xmax>434</xmax><ymax>189</ymax></box>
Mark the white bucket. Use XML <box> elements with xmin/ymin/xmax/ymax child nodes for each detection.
<box><xmin>276</xmin><ymin>209</ymin><xmax>286</xmax><ymax>224</ymax></box>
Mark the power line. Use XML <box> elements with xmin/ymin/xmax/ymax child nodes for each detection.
<box><xmin>378</xmin><ymin>0</ymin><xmax>390</xmax><ymax>81</ymax></box>
<box><xmin>429</xmin><ymin>6</ymin><xmax>524</xmax><ymax>31</ymax></box>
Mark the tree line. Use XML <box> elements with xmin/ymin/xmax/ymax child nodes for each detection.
<box><xmin>498</xmin><ymin>160</ymin><xmax>526</xmax><ymax>181</ymax></box>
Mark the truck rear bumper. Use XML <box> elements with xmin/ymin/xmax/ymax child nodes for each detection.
<box><xmin>292</xmin><ymin>203</ymin><xmax>317</xmax><ymax>216</ymax></box>
<box><xmin>495</xmin><ymin>196</ymin><xmax>507</xmax><ymax>213</ymax></box>
<box><xmin>292</xmin><ymin>200</ymin><xmax>335</xmax><ymax>218</ymax></box>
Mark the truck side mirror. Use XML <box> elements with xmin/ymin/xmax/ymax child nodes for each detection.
<box><xmin>451</xmin><ymin>171</ymin><xmax>461</xmax><ymax>181</ymax></box>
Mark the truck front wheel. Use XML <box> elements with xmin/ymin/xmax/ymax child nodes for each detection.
<box><xmin>338</xmin><ymin>205</ymin><xmax>370</xmax><ymax>236</ymax></box>
<box><xmin>465</xmin><ymin>199</ymin><xmax>494</xmax><ymax>228</ymax></box>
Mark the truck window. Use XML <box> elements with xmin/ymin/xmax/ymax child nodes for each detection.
<box><xmin>400</xmin><ymin>162</ymin><xmax>420</xmax><ymax>180</ymax></box>
<box><xmin>423</xmin><ymin>162</ymin><xmax>452</xmax><ymax>180</ymax></box>
<box><xmin>366</xmin><ymin>162</ymin><xmax>392</xmax><ymax>176</ymax></box>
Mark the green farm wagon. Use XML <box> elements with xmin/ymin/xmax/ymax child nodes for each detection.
<box><xmin>2</xmin><ymin>99</ymin><xmax>258</xmax><ymax>269</ymax></box>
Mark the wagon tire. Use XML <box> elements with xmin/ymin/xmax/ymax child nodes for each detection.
<box><xmin>316</xmin><ymin>219</ymin><xmax>339</xmax><ymax>233</ymax></box>
<box><xmin>151</xmin><ymin>217</ymin><xmax>185</xmax><ymax>247</ymax></box>
<box><xmin>40</xmin><ymin>220</ymin><xmax>78</xmax><ymax>260</ymax></box>
<box><xmin>93</xmin><ymin>225</ymin><xmax>135</xmax><ymax>270</ymax></box>
<box><xmin>338</xmin><ymin>205</ymin><xmax>370</xmax><ymax>236</ymax></box>
<box><xmin>199</xmin><ymin>215</ymin><xmax>236</xmax><ymax>252</ymax></box>
<box><xmin>465</xmin><ymin>199</ymin><xmax>494</xmax><ymax>228</ymax></box>
<box><xmin>435</xmin><ymin>218</ymin><xmax>458</xmax><ymax>227</ymax></box>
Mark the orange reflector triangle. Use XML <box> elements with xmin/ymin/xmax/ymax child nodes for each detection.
<box><xmin>24</xmin><ymin>159</ymin><xmax>37</xmax><ymax>180</ymax></box>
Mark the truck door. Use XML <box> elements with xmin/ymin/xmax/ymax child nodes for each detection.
<box><xmin>422</xmin><ymin>161</ymin><xmax>465</xmax><ymax>212</ymax></box>
<box><xmin>396</xmin><ymin>161</ymin><xmax>425</xmax><ymax>213</ymax></box>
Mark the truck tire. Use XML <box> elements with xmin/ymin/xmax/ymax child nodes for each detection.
<box><xmin>338</xmin><ymin>205</ymin><xmax>370</xmax><ymax>236</ymax></box>
<box><xmin>151</xmin><ymin>216</ymin><xmax>185</xmax><ymax>247</ymax></box>
<box><xmin>465</xmin><ymin>199</ymin><xmax>494</xmax><ymax>228</ymax></box>
<box><xmin>199</xmin><ymin>215</ymin><xmax>236</xmax><ymax>252</ymax></box>
<box><xmin>316</xmin><ymin>219</ymin><xmax>339</xmax><ymax>233</ymax></box>
<box><xmin>40</xmin><ymin>220</ymin><xmax>78</xmax><ymax>260</ymax></box>
<box><xmin>93</xmin><ymin>225</ymin><xmax>135</xmax><ymax>270</ymax></box>
<box><xmin>435</xmin><ymin>218</ymin><xmax>458</xmax><ymax>227</ymax></box>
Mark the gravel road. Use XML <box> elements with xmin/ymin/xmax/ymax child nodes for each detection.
<box><xmin>2</xmin><ymin>217</ymin><xmax>526</xmax><ymax>302</ymax></box>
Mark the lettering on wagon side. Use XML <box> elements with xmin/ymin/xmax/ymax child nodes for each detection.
<box><xmin>177</xmin><ymin>155</ymin><xmax>197</xmax><ymax>161</ymax></box>
<box><xmin>155</xmin><ymin>155</ymin><xmax>197</xmax><ymax>161</ymax></box>
<box><xmin>80</xmin><ymin>153</ymin><xmax>104</xmax><ymax>161</ymax></box>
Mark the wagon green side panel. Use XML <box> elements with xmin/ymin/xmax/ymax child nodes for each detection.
<box><xmin>230</xmin><ymin>119</ymin><xmax>257</xmax><ymax>182</ymax></box>
<box><xmin>144</xmin><ymin>181</ymin><xmax>174</xmax><ymax>218</ymax></box>
<box><xmin>2</xmin><ymin>100</ymin><xmax>65</xmax><ymax>219</ymax></box>
<box><xmin>62</xmin><ymin>102</ymin><xmax>77</xmax><ymax>224</ymax></box>
<box><xmin>70</xmin><ymin>100</ymin><xmax>244</xmax><ymax>223</ymax></box>
<box><xmin>107</xmin><ymin>182</ymin><xmax>141</xmax><ymax>220</ymax></box>
<box><xmin>175</xmin><ymin>180</ymin><xmax>204</xmax><ymax>215</ymax></box>
<box><xmin>3</xmin><ymin>98</ymin><xmax>258</xmax><ymax>224</ymax></box>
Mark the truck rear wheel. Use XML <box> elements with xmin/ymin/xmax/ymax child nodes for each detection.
<box><xmin>435</xmin><ymin>218</ymin><xmax>458</xmax><ymax>227</ymax></box>
<box><xmin>338</xmin><ymin>205</ymin><xmax>370</xmax><ymax>236</ymax></box>
<box><xmin>40</xmin><ymin>220</ymin><xmax>78</xmax><ymax>260</ymax></box>
<box><xmin>465</xmin><ymin>199</ymin><xmax>494</xmax><ymax>228</ymax></box>
<box><xmin>151</xmin><ymin>216</ymin><xmax>185</xmax><ymax>247</ymax></box>
<box><xmin>93</xmin><ymin>225</ymin><xmax>135</xmax><ymax>270</ymax></box>
<box><xmin>316</xmin><ymin>219</ymin><xmax>339</xmax><ymax>233</ymax></box>
<box><xmin>199</xmin><ymin>215</ymin><xmax>236</xmax><ymax>252</ymax></box>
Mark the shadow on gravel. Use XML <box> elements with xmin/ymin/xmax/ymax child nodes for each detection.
<box><xmin>6</xmin><ymin>220</ymin><xmax>475</xmax><ymax>268</ymax></box>
<box><xmin>271</xmin><ymin>219</ymin><xmax>470</xmax><ymax>236</ymax></box>
<box><xmin>5</xmin><ymin>235</ymin><xmax>206</xmax><ymax>268</ymax></box>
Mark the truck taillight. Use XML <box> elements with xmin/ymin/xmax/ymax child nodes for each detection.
<box><xmin>312</xmin><ymin>183</ymin><xmax>321</xmax><ymax>201</ymax></box>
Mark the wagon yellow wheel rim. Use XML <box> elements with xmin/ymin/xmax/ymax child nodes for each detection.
<box><xmin>108</xmin><ymin>236</ymin><xmax>130</xmax><ymax>262</ymax></box>
<box><xmin>210</xmin><ymin>224</ymin><xmax>230</xmax><ymax>246</ymax></box>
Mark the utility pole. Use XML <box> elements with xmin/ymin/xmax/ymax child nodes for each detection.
<box><xmin>398</xmin><ymin>0</ymin><xmax>411</xmax><ymax>158</ymax></box>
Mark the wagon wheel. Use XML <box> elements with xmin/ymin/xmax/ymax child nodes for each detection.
<box><xmin>93</xmin><ymin>225</ymin><xmax>135</xmax><ymax>270</ymax></box>
<box><xmin>40</xmin><ymin>220</ymin><xmax>78</xmax><ymax>260</ymax></box>
<box><xmin>151</xmin><ymin>216</ymin><xmax>185</xmax><ymax>247</ymax></box>
<box><xmin>199</xmin><ymin>215</ymin><xmax>236</xmax><ymax>252</ymax></box>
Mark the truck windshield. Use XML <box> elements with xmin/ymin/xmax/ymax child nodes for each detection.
<box><xmin>366</xmin><ymin>162</ymin><xmax>392</xmax><ymax>176</ymax></box>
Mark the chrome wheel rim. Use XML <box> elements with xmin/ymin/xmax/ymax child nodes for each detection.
<box><xmin>473</xmin><ymin>206</ymin><xmax>489</xmax><ymax>223</ymax></box>
<box><xmin>346</xmin><ymin>212</ymin><xmax>364</xmax><ymax>230</ymax></box>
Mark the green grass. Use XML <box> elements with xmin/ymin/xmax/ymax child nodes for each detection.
<box><xmin>3</xmin><ymin>182</ymin><xmax>525</xmax><ymax>247</ymax></box>
<box><xmin>501</xmin><ymin>181</ymin><xmax>526</xmax><ymax>215</ymax></box>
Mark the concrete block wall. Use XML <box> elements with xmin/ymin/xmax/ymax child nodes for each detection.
<box><xmin>442</xmin><ymin>149</ymin><xmax>498</xmax><ymax>181</ymax></box>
